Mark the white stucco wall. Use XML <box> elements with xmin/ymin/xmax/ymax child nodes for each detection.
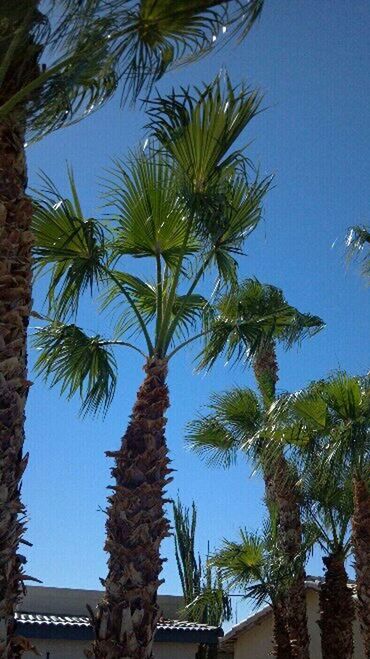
<box><xmin>232</xmin><ymin>589</ymin><xmax>366</xmax><ymax>659</ymax></box>
<box><xmin>24</xmin><ymin>639</ymin><xmax>199</xmax><ymax>658</ymax></box>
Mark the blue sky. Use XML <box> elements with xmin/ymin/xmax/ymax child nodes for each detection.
<box><xmin>24</xmin><ymin>1</ymin><xmax>369</xmax><ymax>624</ymax></box>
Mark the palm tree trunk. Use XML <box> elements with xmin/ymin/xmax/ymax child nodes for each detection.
<box><xmin>87</xmin><ymin>357</ymin><xmax>172</xmax><ymax>659</ymax></box>
<box><xmin>272</xmin><ymin>599</ymin><xmax>293</xmax><ymax>659</ymax></box>
<box><xmin>319</xmin><ymin>551</ymin><xmax>354</xmax><ymax>659</ymax></box>
<box><xmin>254</xmin><ymin>344</ymin><xmax>310</xmax><ymax>659</ymax></box>
<box><xmin>352</xmin><ymin>477</ymin><xmax>370</xmax><ymax>657</ymax></box>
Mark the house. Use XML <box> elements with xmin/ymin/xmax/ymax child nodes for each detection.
<box><xmin>219</xmin><ymin>577</ymin><xmax>365</xmax><ymax>659</ymax></box>
<box><xmin>17</xmin><ymin>586</ymin><xmax>222</xmax><ymax>658</ymax></box>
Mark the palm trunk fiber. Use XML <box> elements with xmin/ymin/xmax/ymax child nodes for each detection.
<box><xmin>352</xmin><ymin>478</ymin><xmax>370</xmax><ymax>658</ymax></box>
<box><xmin>88</xmin><ymin>358</ymin><xmax>172</xmax><ymax>659</ymax></box>
<box><xmin>318</xmin><ymin>551</ymin><xmax>354</xmax><ymax>659</ymax></box>
<box><xmin>0</xmin><ymin>39</ymin><xmax>40</xmax><ymax>652</ymax></box>
<box><xmin>272</xmin><ymin>599</ymin><xmax>293</xmax><ymax>659</ymax></box>
<box><xmin>254</xmin><ymin>346</ymin><xmax>310</xmax><ymax>659</ymax></box>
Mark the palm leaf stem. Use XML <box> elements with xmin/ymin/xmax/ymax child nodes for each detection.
<box><xmin>156</xmin><ymin>213</ymin><xmax>194</xmax><ymax>354</ymax></box>
<box><xmin>0</xmin><ymin>54</ymin><xmax>75</xmax><ymax>119</ymax></box>
<box><xmin>100</xmin><ymin>340</ymin><xmax>147</xmax><ymax>358</ymax></box>
<box><xmin>155</xmin><ymin>251</ymin><xmax>163</xmax><ymax>347</ymax></box>
<box><xmin>0</xmin><ymin>4</ymin><xmax>37</xmax><ymax>88</ymax></box>
<box><xmin>163</xmin><ymin>250</ymin><xmax>214</xmax><ymax>354</ymax></box>
<box><xmin>167</xmin><ymin>329</ymin><xmax>210</xmax><ymax>361</ymax></box>
<box><xmin>104</xmin><ymin>268</ymin><xmax>154</xmax><ymax>355</ymax></box>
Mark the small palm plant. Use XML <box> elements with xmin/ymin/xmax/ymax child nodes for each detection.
<box><xmin>345</xmin><ymin>225</ymin><xmax>370</xmax><ymax>282</ymax></box>
<box><xmin>172</xmin><ymin>497</ymin><xmax>231</xmax><ymax>659</ymax></box>
<box><xmin>0</xmin><ymin>3</ymin><xmax>264</xmax><ymax>650</ymax></box>
<box><xmin>32</xmin><ymin>78</ymin><xmax>269</xmax><ymax>659</ymax></box>
<box><xmin>209</xmin><ymin>512</ymin><xmax>308</xmax><ymax>659</ymax></box>
<box><xmin>271</xmin><ymin>372</ymin><xmax>370</xmax><ymax>657</ymax></box>
<box><xmin>300</xmin><ymin>467</ymin><xmax>354</xmax><ymax>659</ymax></box>
<box><xmin>193</xmin><ymin>279</ymin><xmax>324</xmax><ymax>659</ymax></box>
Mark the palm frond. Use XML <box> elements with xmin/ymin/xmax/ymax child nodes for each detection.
<box><xmin>186</xmin><ymin>388</ymin><xmax>262</xmax><ymax>467</ymax></box>
<box><xmin>345</xmin><ymin>224</ymin><xmax>370</xmax><ymax>280</ymax></box>
<box><xmin>32</xmin><ymin>169</ymin><xmax>108</xmax><ymax>318</ymax></box>
<box><xmin>33</xmin><ymin>321</ymin><xmax>117</xmax><ymax>416</ymax></box>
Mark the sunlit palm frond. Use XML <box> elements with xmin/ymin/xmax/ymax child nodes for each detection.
<box><xmin>33</xmin><ymin>321</ymin><xmax>117</xmax><ymax>416</ymax></box>
<box><xmin>105</xmin><ymin>152</ymin><xmax>199</xmax><ymax>266</ymax></box>
<box><xmin>147</xmin><ymin>75</ymin><xmax>263</xmax><ymax>201</ymax></box>
<box><xmin>199</xmin><ymin>279</ymin><xmax>324</xmax><ymax>370</ymax></box>
<box><xmin>209</xmin><ymin>530</ymin><xmax>265</xmax><ymax>592</ymax></box>
<box><xmin>32</xmin><ymin>169</ymin><xmax>108</xmax><ymax>318</ymax></box>
<box><xmin>186</xmin><ymin>388</ymin><xmax>262</xmax><ymax>467</ymax></box>
<box><xmin>345</xmin><ymin>224</ymin><xmax>370</xmax><ymax>281</ymax></box>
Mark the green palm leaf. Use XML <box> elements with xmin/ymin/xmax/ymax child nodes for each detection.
<box><xmin>345</xmin><ymin>224</ymin><xmax>370</xmax><ymax>280</ymax></box>
<box><xmin>32</xmin><ymin>169</ymin><xmax>108</xmax><ymax>318</ymax></box>
<box><xmin>33</xmin><ymin>321</ymin><xmax>117</xmax><ymax>416</ymax></box>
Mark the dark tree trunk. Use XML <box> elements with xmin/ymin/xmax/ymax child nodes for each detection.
<box><xmin>272</xmin><ymin>599</ymin><xmax>293</xmax><ymax>659</ymax></box>
<box><xmin>254</xmin><ymin>343</ymin><xmax>310</xmax><ymax>659</ymax></box>
<box><xmin>0</xmin><ymin>5</ymin><xmax>41</xmax><ymax>654</ymax></box>
<box><xmin>87</xmin><ymin>358</ymin><xmax>172</xmax><ymax>659</ymax></box>
<box><xmin>318</xmin><ymin>551</ymin><xmax>354</xmax><ymax>659</ymax></box>
<box><xmin>352</xmin><ymin>478</ymin><xmax>370</xmax><ymax>657</ymax></box>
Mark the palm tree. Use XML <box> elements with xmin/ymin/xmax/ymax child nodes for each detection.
<box><xmin>0</xmin><ymin>3</ymin><xmax>264</xmax><ymax>652</ymax></box>
<box><xmin>300</xmin><ymin>467</ymin><xmax>354</xmax><ymax>659</ymax></box>
<box><xmin>194</xmin><ymin>279</ymin><xmax>324</xmax><ymax>658</ymax></box>
<box><xmin>32</xmin><ymin>78</ymin><xmax>269</xmax><ymax>659</ymax></box>
<box><xmin>272</xmin><ymin>373</ymin><xmax>370</xmax><ymax>656</ymax></box>
<box><xmin>172</xmin><ymin>497</ymin><xmax>231</xmax><ymax>659</ymax></box>
<box><xmin>345</xmin><ymin>225</ymin><xmax>370</xmax><ymax>281</ymax></box>
<box><xmin>209</xmin><ymin>512</ymin><xmax>308</xmax><ymax>659</ymax></box>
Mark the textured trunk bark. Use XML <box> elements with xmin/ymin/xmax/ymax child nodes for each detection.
<box><xmin>0</xmin><ymin>16</ymin><xmax>40</xmax><ymax>649</ymax></box>
<box><xmin>318</xmin><ymin>551</ymin><xmax>354</xmax><ymax>659</ymax></box>
<box><xmin>272</xmin><ymin>599</ymin><xmax>293</xmax><ymax>659</ymax></box>
<box><xmin>87</xmin><ymin>358</ymin><xmax>172</xmax><ymax>659</ymax></box>
<box><xmin>254</xmin><ymin>343</ymin><xmax>310</xmax><ymax>659</ymax></box>
<box><xmin>352</xmin><ymin>478</ymin><xmax>370</xmax><ymax>657</ymax></box>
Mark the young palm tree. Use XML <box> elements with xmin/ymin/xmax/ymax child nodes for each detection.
<box><xmin>272</xmin><ymin>373</ymin><xmax>370</xmax><ymax>657</ymax></box>
<box><xmin>300</xmin><ymin>468</ymin><xmax>354</xmax><ymax>659</ymax></box>
<box><xmin>32</xmin><ymin>79</ymin><xmax>269</xmax><ymax>659</ymax></box>
<box><xmin>209</xmin><ymin>513</ymin><xmax>306</xmax><ymax>659</ymax></box>
<box><xmin>345</xmin><ymin>224</ymin><xmax>370</xmax><ymax>281</ymax></box>
<box><xmin>172</xmin><ymin>497</ymin><xmax>231</xmax><ymax>659</ymax></box>
<box><xmin>195</xmin><ymin>279</ymin><xmax>324</xmax><ymax>659</ymax></box>
<box><xmin>0</xmin><ymin>3</ymin><xmax>264</xmax><ymax>651</ymax></box>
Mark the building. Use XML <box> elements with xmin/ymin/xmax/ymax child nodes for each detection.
<box><xmin>17</xmin><ymin>586</ymin><xmax>222</xmax><ymax>658</ymax></box>
<box><xmin>219</xmin><ymin>578</ymin><xmax>365</xmax><ymax>659</ymax></box>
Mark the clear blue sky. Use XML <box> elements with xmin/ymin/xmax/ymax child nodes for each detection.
<box><xmin>25</xmin><ymin>0</ymin><xmax>369</xmax><ymax>624</ymax></box>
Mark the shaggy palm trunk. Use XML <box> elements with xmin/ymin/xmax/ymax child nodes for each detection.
<box><xmin>254</xmin><ymin>344</ymin><xmax>310</xmax><ymax>659</ymax></box>
<box><xmin>319</xmin><ymin>551</ymin><xmax>354</xmax><ymax>659</ymax></box>
<box><xmin>0</xmin><ymin>8</ymin><xmax>40</xmax><ymax>654</ymax></box>
<box><xmin>272</xmin><ymin>599</ymin><xmax>293</xmax><ymax>659</ymax></box>
<box><xmin>87</xmin><ymin>358</ymin><xmax>172</xmax><ymax>659</ymax></box>
<box><xmin>352</xmin><ymin>478</ymin><xmax>370</xmax><ymax>657</ymax></box>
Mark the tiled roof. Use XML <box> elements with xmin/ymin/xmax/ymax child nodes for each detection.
<box><xmin>16</xmin><ymin>612</ymin><xmax>219</xmax><ymax>634</ymax></box>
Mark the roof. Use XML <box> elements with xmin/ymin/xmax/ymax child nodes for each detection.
<box><xmin>220</xmin><ymin>577</ymin><xmax>356</xmax><ymax>652</ymax></box>
<box><xmin>16</xmin><ymin>612</ymin><xmax>223</xmax><ymax>645</ymax></box>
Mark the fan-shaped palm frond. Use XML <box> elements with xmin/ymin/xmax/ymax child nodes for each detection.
<box><xmin>345</xmin><ymin>224</ymin><xmax>370</xmax><ymax>281</ymax></box>
<box><xmin>199</xmin><ymin>279</ymin><xmax>324</xmax><ymax>370</ymax></box>
<box><xmin>33</xmin><ymin>321</ymin><xmax>117</xmax><ymax>416</ymax></box>
<box><xmin>186</xmin><ymin>388</ymin><xmax>263</xmax><ymax>467</ymax></box>
<box><xmin>1</xmin><ymin>1</ymin><xmax>264</xmax><ymax>141</ymax></box>
<box><xmin>105</xmin><ymin>153</ymin><xmax>200</xmax><ymax>266</ymax></box>
<box><xmin>147</xmin><ymin>75</ymin><xmax>263</xmax><ymax>203</ymax></box>
<box><xmin>32</xmin><ymin>168</ymin><xmax>108</xmax><ymax>318</ymax></box>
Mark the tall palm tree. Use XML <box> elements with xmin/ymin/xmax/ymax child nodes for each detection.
<box><xmin>194</xmin><ymin>279</ymin><xmax>324</xmax><ymax>658</ymax></box>
<box><xmin>300</xmin><ymin>467</ymin><xmax>354</xmax><ymax>659</ymax></box>
<box><xmin>209</xmin><ymin>512</ymin><xmax>308</xmax><ymax>659</ymax></box>
<box><xmin>32</xmin><ymin>78</ymin><xmax>269</xmax><ymax>659</ymax></box>
<box><xmin>172</xmin><ymin>497</ymin><xmax>231</xmax><ymax>659</ymax></box>
<box><xmin>0</xmin><ymin>3</ymin><xmax>264</xmax><ymax>653</ymax></box>
<box><xmin>272</xmin><ymin>373</ymin><xmax>369</xmax><ymax>657</ymax></box>
<box><xmin>345</xmin><ymin>225</ymin><xmax>370</xmax><ymax>282</ymax></box>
